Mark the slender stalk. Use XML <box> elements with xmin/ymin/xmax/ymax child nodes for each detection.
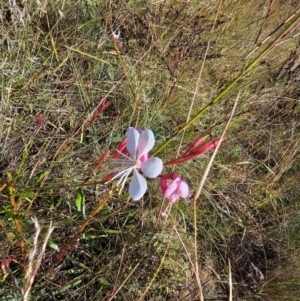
<box><xmin>228</xmin><ymin>259</ymin><xmax>233</xmax><ymax>301</ymax></box>
<box><xmin>107</xmin><ymin>262</ymin><xmax>140</xmax><ymax>301</ymax></box>
<box><xmin>136</xmin><ymin>226</ymin><xmax>174</xmax><ymax>301</ymax></box>
<box><xmin>192</xmin><ymin>93</ymin><xmax>239</xmax><ymax>301</ymax></box>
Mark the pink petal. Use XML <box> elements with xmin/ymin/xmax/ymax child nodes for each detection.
<box><xmin>160</xmin><ymin>173</ymin><xmax>181</xmax><ymax>196</ymax></box>
<box><xmin>170</xmin><ymin>194</ymin><xmax>179</xmax><ymax>203</ymax></box>
<box><xmin>126</xmin><ymin>127</ymin><xmax>140</xmax><ymax>158</ymax></box>
<box><xmin>178</xmin><ymin>180</ymin><xmax>191</xmax><ymax>198</ymax></box>
<box><xmin>160</xmin><ymin>176</ymin><xmax>168</xmax><ymax>194</ymax></box>
<box><xmin>139</xmin><ymin>153</ymin><xmax>148</xmax><ymax>163</ymax></box>
<box><xmin>165</xmin><ymin>178</ymin><xmax>180</xmax><ymax>198</ymax></box>
<box><xmin>137</xmin><ymin>130</ymin><xmax>155</xmax><ymax>159</ymax></box>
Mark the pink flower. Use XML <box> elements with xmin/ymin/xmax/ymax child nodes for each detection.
<box><xmin>111</xmin><ymin>127</ymin><xmax>163</xmax><ymax>201</ymax></box>
<box><xmin>160</xmin><ymin>173</ymin><xmax>191</xmax><ymax>203</ymax></box>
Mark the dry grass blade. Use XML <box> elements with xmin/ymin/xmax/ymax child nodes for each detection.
<box><xmin>193</xmin><ymin>92</ymin><xmax>239</xmax><ymax>301</ymax></box>
<box><xmin>21</xmin><ymin>217</ymin><xmax>54</xmax><ymax>301</ymax></box>
<box><xmin>228</xmin><ymin>259</ymin><xmax>232</xmax><ymax>301</ymax></box>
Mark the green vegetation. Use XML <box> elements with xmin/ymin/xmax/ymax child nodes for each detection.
<box><xmin>1</xmin><ymin>0</ymin><xmax>300</xmax><ymax>300</ymax></box>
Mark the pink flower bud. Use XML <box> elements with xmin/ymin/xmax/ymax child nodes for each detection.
<box><xmin>165</xmin><ymin>136</ymin><xmax>226</xmax><ymax>165</ymax></box>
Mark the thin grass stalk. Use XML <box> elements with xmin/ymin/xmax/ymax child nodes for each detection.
<box><xmin>107</xmin><ymin>262</ymin><xmax>140</xmax><ymax>301</ymax></box>
<box><xmin>152</xmin><ymin>8</ymin><xmax>300</xmax><ymax>156</ymax></box>
<box><xmin>174</xmin><ymin>225</ymin><xmax>200</xmax><ymax>295</ymax></box>
<box><xmin>228</xmin><ymin>259</ymin><xmax>232</xmax><ymax>301</ymax></box>
<box><xmin>46</xmin><ymin>14</ymin><xmax>59</xmax><ymax>62</ymax></box>
<box><xmin>245</xmin><ymin>6</ymin><xmax>300</xmax><ymax>59</ymax></box>
<box><xmin>181</xmin><ymin>2</ymin><xmax>224</xmax><ymax>299</ymax></box>
<box><xmin>136</xmin><ymin>226</ymin><xmax>174</xmax><ymax>301</ymax></box>
<box><xmin>22</xmin><ymin>218</ymin><xmax>54</xmax><ymax>301</ymax></box>
<box><xmin>192</xmin><ymin>93</ymin><xmax>239</xmax><ymax>301</ymax></box>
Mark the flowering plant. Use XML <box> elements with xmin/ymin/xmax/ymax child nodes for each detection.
<box><xmin>102</xmin><ymin>127</ymin><xmax>224</xmax><ymax>206</ymax></box>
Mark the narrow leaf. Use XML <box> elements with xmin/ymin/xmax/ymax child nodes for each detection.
<box><xmin>65</xmin><ymin>46</ymin><xmax>111</xmax><ymax>65</ymax></box>
<box><xmin>75</xmin><ymin>188</ymin><xmax>86</xmax><ymax>218</ymax></box>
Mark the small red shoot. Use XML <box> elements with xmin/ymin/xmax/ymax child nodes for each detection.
<box><xmin>88</xmin><ymin>99</ymin><xmax>111</xmax><ymax>128</ymax></box>
<box><xmin>112</xmin><ymin>138</ymin><xmax>127</xmax><ymax>158</ymax></box>
<box><xmin>35</xmin><ymin>113</ymin><xmax>43</xmax><ymax>131</ymax></box>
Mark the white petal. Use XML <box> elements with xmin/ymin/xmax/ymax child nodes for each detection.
<box><xmin>126</xmin><ymin>127</ymin><xmax>140</xmax><ymax>158</ymax></box>
<box><xmin>137</xmin><ymin>130</ymin><xmax>155</xmax><ymax>159</ymax></box>
<box><xmin>129</xmin><ymin>169</ymin><xmax>147</xmax><ymax>201</ymax></box>
<box><xmin>141</xmin><ymin>157</ymin><xmax>163</xmax><ymax>178</ymax></box>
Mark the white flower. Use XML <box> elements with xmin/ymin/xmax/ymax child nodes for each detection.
<box><xmin>111</xmin><ymin>127</ymin><xmax>163</xmax><ymax>200</ymax></box>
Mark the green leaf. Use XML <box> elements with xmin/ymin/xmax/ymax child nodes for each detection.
<box><xmin>75</xmin><ymin>188</ymin><xmax>86</xmax><ymax>218</ymax></box>
<box><xmin>99</xmin><ymin>277</ymin><xmax>110</xmax><ymax>286</ymax></box>
<box><xmin>7</xmin><ymin>232</ymin><xmax>15</xmax><ymax>239</ymax></box>
<box><xmin>2</xmin><ymin>272</ymin><xmax>9</xmax><ymax>281</ymax></box>
<box><xmin>35</xmin><ymin>169</ymin><xmax>48</xmax><ymax>184</ymax></box>
<box><xmin>107</xmin><ymin>64</ymin><xmax>115</xmax><ymax>80</ymax></box>
<box><xmin>65</xmin><ymin>46</ymin><xmax>111</xmax><ymax>65</ymax></box>
<box><xmin>6</xmin><ymin>172</ymin><xmax>13</xmax><ymax>180</ymax></box>
<box><xmin>48</xmin><ymin>241</ymin><xmax>60</xmax><ymax>252</ymax></box>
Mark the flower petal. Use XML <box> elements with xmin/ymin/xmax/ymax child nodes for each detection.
<box><xmin>129</xmin><ymin>169</ymin><xmax>147</xmax><ymax>201</ymax></box>
<box><xmin>164</xmin><ymin>178</ymin><xmax>179</xmax><ymax>198</ymax></box>
<box><xmin>178</xmin><ymin>179</ymin><xmax>191</xmax><ymax>198</ymax></box>
<box><xmin>141</xmin><ymin>157</ymin><xmax>163</xmax><ymax>178</ymax></box>
<box><xmin>160</xmin><ymin>173</ymin><xmax>180</xmax><ymax>194</ymax></box>
<box><xmin>137</xmin><ymin>129</ymin><xmax>155</xmax><ymax>159</ymax></box>
<box><xmin>126</xmin><ymin>127</ymin><xmax>140</xmax><ymax>158</ymax></box>
<box><xmin>159</xmin><ymin>176</ymin><xmax>168</xmax><ymax>194</ymax></box>
<box><xmin>170</xmin><ymin>194</ymin><xmax>179</xmax><ymax>203</ymax></box>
